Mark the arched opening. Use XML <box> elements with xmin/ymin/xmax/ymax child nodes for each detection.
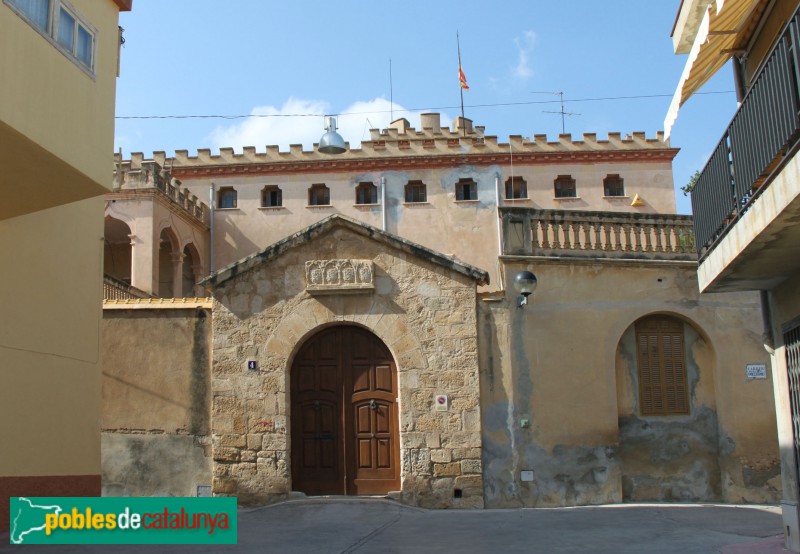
<box><xmin>158</xmin><ymin>227</ymin><xmax>179</xmax><ymax>298</ymax></box>
<box><xmin>290</xmin><ymin>325</ymin><xmax>400</xmax><ymax>496</ymax></box>
<box><xmin>615</xmin><ymin>313</ymin><xmax>720</xmax><ymax>502</ymax></box>
<box><xmin>104</xmin><ymin>216</ymin><xmax>132</xmax><ymax>283</ymax></box>
<box><xmin>182</xmin><ymin>243</ymin><xmax>202</xmax><ymax>298</ymax></box>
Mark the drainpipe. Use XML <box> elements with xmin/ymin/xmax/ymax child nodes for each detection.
<box><xmin>495</xmin><ymin>173</ymin><xmax>505</xmax><ymax>291</ymax></box>
<box><xmin>381</xmin><ymin>176</ymin><xmax>387</xmax><ymax>231</ymax></box>
<box><xmin>209</xmin><ymin>182</ymin><xmax>215</xmax><ymax>274</ymax></box>
<box><xmin>761</xmin><ymin>290</ymin><xmax>775</xmax><ymax>354</ymax></box>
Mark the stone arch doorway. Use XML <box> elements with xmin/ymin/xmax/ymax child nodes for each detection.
<box><xmin>290</xmin><ymin>325</ymin><xmax>400</xmax><ymax>496</ymax></box>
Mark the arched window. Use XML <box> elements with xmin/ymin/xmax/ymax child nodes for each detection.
<box><xmin>455</xmin><ymin>178</ymin><xmax>477</xmax><ymax>201</ymax></box>
<box><xmin>635</xmin><ymin>315</ymin><xmax>689</xmax><ymax>416</ymax></box>
<box><xmin>355</xmin><ymin>182</ymin><xmax>378</xmax><ymax>205</ymax></box>
<box><xmin>404</xmin><ymin>180</ymin><xmax>427</xmax><ymax>203</ymax></box>
<box><xmin>505</xmin><ymin>176</ymin><xmax>528</xmax><ymax>199</ymax></box>
<box><xmin>261</xmin><ymin>185</ymin><xmax>282</xmax><ymax>207</ymax></box>
<box><xmin>308</xmin><ymin>184</ymin><xmax>330</xmax><ymax>206</ymax></box>
<box><xmin>554</xmin><ymin>175</ymin><xmax>576</xmax><ymax>198</ymax></box>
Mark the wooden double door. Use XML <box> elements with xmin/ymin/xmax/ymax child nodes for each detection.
<box><xmin>291</xmin><ymin>326</ymin><xmax>400</xmax><ymax>495</ymax></box>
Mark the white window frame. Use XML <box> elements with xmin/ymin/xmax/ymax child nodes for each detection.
<box><xmin>4</xmin><ymin>0</ymin><xmax>98</xmax><ymax>76</ymax></box>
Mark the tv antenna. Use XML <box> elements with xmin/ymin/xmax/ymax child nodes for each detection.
<box><xmin>532</xmin><ymin>91</ymin><xmax>580</xmax><ymax>134</ymax></box>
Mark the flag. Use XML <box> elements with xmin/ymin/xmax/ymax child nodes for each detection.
<box><xmin>459</xmin><ymin>65</ymin><xmax>469</xmax><ymax>91</ymax></box>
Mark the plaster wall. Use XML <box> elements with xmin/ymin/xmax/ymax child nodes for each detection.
<box><xmin>478</xmin><ymin>259</ymin><xmax>780</xmax><ymax>508</ymax></box>
<box><xmin>183</xmin><ymin>160</ymin><xmax>675</xmax><ymax>284</ymax></box>
<box><xmin>101</xmin><ymin>307</ymin><xmax>212</xmax><ymax>496</ymax></box>
<box><xmin>1</xmin><ymin>0</ymin><xmax>122</xmax><ymax>218</ymax></box>
<box><xmin>208</xmin><ymin>224</ymin><xmax>484</xmax><ymax>508</ymax></box>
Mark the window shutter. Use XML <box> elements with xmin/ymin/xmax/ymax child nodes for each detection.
<box><xmin>635</xmin><ymin>316</ymin><xmax>689</xmax><ymax>416</ymax></box>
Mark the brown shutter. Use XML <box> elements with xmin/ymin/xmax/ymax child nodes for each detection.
<box><xmin>635</xmin><ymin>316</ymin><xmax>689</xmax><ymax>416</ymax></box>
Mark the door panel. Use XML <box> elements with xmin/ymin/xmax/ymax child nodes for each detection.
<box><xmin>291</xmin><ymin>326</ymin><xmax>400</xmax><ymax>496</ymax></box>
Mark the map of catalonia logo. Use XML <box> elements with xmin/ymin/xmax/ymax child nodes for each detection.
<box><xmin>9</xmin><ymin>497</ymin><xmax>237</xmax><ymax>545</ymax></box>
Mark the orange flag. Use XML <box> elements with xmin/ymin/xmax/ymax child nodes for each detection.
<box><xmin>459</xmin><ymin>65</ymin><xmax>469</xmax><ymax>90</ymax></box>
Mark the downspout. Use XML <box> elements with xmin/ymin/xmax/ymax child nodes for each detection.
<box><xmin>381</xmin><ymin>176</ymin><xmax>387</xmax><ymax>231</ymax></box>
<box><xmin>209</xmin><ymin>182</ymin><xmax>215</xmax><ymax>274</ymax></box>
<box><xmin>761</xmin><ymin>290</ymin><xmax>775</xmax><ymax>354</ymax></box>
<box><xmin>496</xmin><ymin>173</ymin><xmax>505</xmax><ymax>291</ymax></box>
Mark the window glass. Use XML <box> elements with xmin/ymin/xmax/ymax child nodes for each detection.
<box><xmin>604</xmin><ymin>175</ymin><xmax>625</xmax><ymax>197</ymax></box>
<box><xmin>554</xmin><ymin>175</ymin><xmax>577</xmax><ymax>198</ymax></box>
<box><xmin>405</xmin><ymin>181</ymin><xmax>427</xmax><ymax>203</ymax></box>
<box><xmin>9</xmin><ymin>0</ymin><xmax>50</xmax><ymax>30</ymax></box>
<box><xmin>218</xmin><ymin>188</ymin><xmax>237</xmax><ymax>209</ymax></box>
<box><xmin>57</xmin><ymin>6</ymin><xmax>75</xmax><ymax>50</ymax></box>
<box><xmin>505</xmin><ymin>177</ymin><xmax>527</xmax><ymax>199</ymax></box>
<box><xmin>76</xmin><ymin>24</ymin><xmax>92</xmax><ymax>67</ymax></box>
<box><xmin>356</xmin><ymin>183</ymin><xmax>377</xmax><ymax>205</ymax></box>
<box><xmin>309</xmin><ymin>184</ymin><xmax>330</xmax><ymax>206</ymax></box>
<box><xmin>262</xmin><ymin>187</ymin><xmax>282</xmax><ymax>207</ymax></box>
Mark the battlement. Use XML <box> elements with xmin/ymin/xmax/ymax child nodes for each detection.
<box><xmin>112</xmin><ymin>159</ymin><xmax>208</xmax><ymax>223</ymax></box>
<box><xmin>113</xmin><ymin>113</ymin><xmax>676</xmax><ymax>176</ymax></box>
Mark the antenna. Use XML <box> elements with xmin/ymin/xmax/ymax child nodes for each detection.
<box><xmin>389</xmin><ymin>58</ymin><xmax>394</xmax><ymax>122</ymax></box>
<box><xmin>532</xmin><ymin>91</ymin><xmax>580</xmax><ymax>134</ymax></box>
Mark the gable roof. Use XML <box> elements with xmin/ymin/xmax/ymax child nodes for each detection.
<box><xmin>200</xmin><ymin>214</ymin><xmax>490</xmax><ymax>289</ymax></box>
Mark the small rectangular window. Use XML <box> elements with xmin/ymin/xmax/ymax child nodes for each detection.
<box><xmin>56</xmin><ymin>6</ymin><xmax>74</xmax><ymax>49</ymax></box>
<box><xmin>261</xmin><ymin>186</ymin><xmax>282</xmax><ymax>207</ymax></box>
<box><xmin>309</xmin><ymin>184</ymin><xmax>330</xmax><ymax>206</ymax></box>
<box><xmin>356</xmin><ymin>182</ymin><xmax>378</xmax><ymax>205</ymax></box>
<box><xmin>217</xmin><ymin>187</ymin><xmax>237</xmax><ymax>209</ymax></box>
<box><xmin>554</xmin><ymin>175</ymin><xmax>577</xmax><ymax>198</ymax></box>
<box><xmin>604</xmin><ymin>174</ymin><xmax>625</xmax><ymax>197</ymax></box>
<box><xmin>505</xmin><ymin>176</ymin><xmax>528</xmax><ymax>199</ymax></box>
<box><xmin>455</xmin><ymin>178</ymin><xmax>477</xmax><ymax>201</ymax></box>
<box><xmin>405</xmin><ymin>180</ymin><xmax>427</xmax><ymax>203</ymax></box>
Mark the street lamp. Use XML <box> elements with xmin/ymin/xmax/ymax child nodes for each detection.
<box><xmin>514</xmin><ymin>270</ymin><xmax>538</xmax><ymax>308</ymax></box>
<box><xmin>318</xmin><ymin>116</ymin><xmax>346</xmax><ymax>155</ymax></box>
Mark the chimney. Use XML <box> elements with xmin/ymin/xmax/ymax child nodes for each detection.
<box><xmin>420</xmin><ymin>113</ymin><xmax>441</xmax><ymax>132</ymax></box>
<box><xmin>454</xmin><ymin>116</ymin><xmax>473</xmax><ymax>134</ymax></box>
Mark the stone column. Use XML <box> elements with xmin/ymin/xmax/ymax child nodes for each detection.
<box><xmin>171</xmin><ymin>251</ymin><xmax>185</xmax><ymax>298</ymax></box>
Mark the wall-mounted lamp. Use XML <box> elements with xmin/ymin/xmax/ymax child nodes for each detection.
<box><xmin>318</xmin><ymin>116</ymin><xmax>346</xmax><ymax>155</ymax></box>
<box><xmin>514</xmin><ymin>270</ymin><xmax>538</xmax><ymax>308</ymax></box>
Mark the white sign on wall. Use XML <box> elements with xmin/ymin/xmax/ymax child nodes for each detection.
<box><xmin>434</xmin><ymin>394</ymin><xmax>448</xmax><ymax>412</ymax></box>
<box><xmin>746</xmin><ymin>364</ymin><xmax>768</xmax><ymax>380</ymax></box>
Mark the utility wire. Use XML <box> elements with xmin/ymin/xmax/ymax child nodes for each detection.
<box><xmin>115</xmin><ymin>91</ymin><xmax>734</xmax><ymax>120</ymax></box>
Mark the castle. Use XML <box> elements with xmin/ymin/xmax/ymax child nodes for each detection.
<box><xmin>100</xmin><ymin>113</ymin><xmax>780</xmax><ymax>509</ymax></box>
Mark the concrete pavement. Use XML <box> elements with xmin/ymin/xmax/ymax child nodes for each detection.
<box><xmin>1</xmin><ymin>498</ymin><xmax>789</xmax><ymax>553</ymax></box>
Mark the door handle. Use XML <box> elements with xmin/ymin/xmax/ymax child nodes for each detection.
<box><xmin>369</xmin><ymin>399</ymin><xmax>377</xmax><ymax>410</ymax></box>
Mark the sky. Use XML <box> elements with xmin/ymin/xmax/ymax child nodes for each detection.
<box><xmin>114</xmin><ymin>1</ymin><xmax>740</xmax><ymax>215</ymax></box>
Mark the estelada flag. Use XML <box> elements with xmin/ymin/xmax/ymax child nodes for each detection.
<box><xmin>459</xmin><ymin>65</ymin><xmax>469</xmax><ymax>90</ymax></box>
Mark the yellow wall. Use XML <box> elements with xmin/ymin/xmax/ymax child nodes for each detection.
<box><xmin>0</xmin><ymin>0</ymin><xmax>121</xmax><ymax>218</ymax></box>
<box><xmin>0</xmin><ymin>196</ymin><xmax>105</xmax><ymax>475</ymax></box>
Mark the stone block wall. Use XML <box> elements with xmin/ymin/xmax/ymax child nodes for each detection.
<box><xmin>209</xmin><ymin>224</ymin><xmax>485</xmax><ymax>508</ymax></box>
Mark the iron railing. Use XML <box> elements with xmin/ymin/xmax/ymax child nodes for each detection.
<box><xmin>691</xmin><ymin>6</ymin><xmax>800</xmax><ymax>258</ymax></box>
<box><xmin>501</xmin><ymin>208</ymin><xmax>696</xmax><ymax>262</ymax></box>
<box><xmin>103</xmin><ymin>275</ymin><xmax>153</xmax><ymax>300</ymax></box>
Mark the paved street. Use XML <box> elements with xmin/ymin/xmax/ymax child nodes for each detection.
<box><xmin>1</xmin><ymin>498</ymin><xmax>788</xmax><ymax>554</ymax></box>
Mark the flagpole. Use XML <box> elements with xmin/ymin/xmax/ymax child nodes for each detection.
<box><xmin>457</xmin><ymin>31</ymin><xmax>466</xmax><ymax>136</ymax></box>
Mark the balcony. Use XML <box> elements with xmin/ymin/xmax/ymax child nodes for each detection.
<box><xmin>691</xmin><ymin>5</ymin><xmax>800</xmax><ymax>292</ymax></box>
<box><xmin>501</xmin><ymin>208</ymin><xmax>696</xmax><ymax>263</ymax></box>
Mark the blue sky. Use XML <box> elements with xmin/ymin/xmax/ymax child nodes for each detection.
<box><xmin>114</xmin><ymin>1</ymin><xmax>739</xmax><ymax>214</ymax></box>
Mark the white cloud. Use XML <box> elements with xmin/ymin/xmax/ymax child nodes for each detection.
<box><xmin>513</xmin><ymin>31</ymin><xmax>536</xmax><ymax>80</ymax></box>
<box><xmin>208</xmin><ymin>97</ymin><xmax>454</xmax><ymax>152</ymax></box>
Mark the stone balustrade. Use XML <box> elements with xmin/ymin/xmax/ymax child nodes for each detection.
<box><xmin>501</xmin><ymin>208</ymin><xmax>696</xmax><ymax>262</ymax></box>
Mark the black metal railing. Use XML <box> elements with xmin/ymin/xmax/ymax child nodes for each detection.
<box><xmin>691</xmin><ymin>6</ymin><xmax>800</xmax><ymax>259</ymax></box>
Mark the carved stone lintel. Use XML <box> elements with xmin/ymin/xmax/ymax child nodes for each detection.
<box><xmin>305</xmin><ymin>259</ymin><xmax>374</xmax><ymax>295</ymax></box>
